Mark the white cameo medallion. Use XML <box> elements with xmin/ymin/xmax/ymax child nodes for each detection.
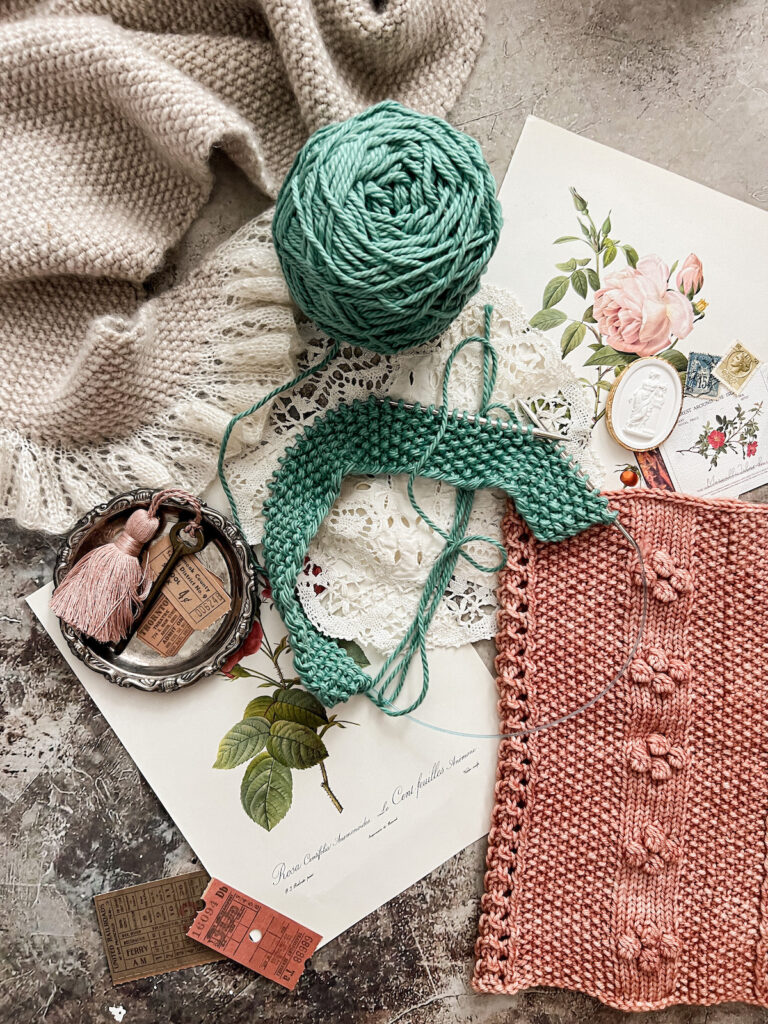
<box><xmin>606</xmin><ymin>357</ymin><xmax>683</xmax><ymax>451</ymax></box>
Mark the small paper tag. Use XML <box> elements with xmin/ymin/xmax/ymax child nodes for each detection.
<box><xmin>94</xmin><ymin>871</ymin><xmax>225</xmax><ymax>985</ymax></box>
<box><xmin>137</xmin><ymin>593</ymin><xmax>195</xmax><ymax>656</ymax></box>
<box><xmin>187</xmin><ymin>878</ymin><xmax>321</xmax><ymax>990</ymax></box>
<box><xmin>136</xmin><ymin>535</ymin><xmax>231</xmax><ymax>655</ymax></box>
<box><xmin>146</xmin><ymin>534</ymin><xmax>231</xmax><ymax>629</ymax></box>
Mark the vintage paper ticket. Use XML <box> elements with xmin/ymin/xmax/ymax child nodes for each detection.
<box><xmin>188</xmin><ymin>878</ymin><xmax>321</xmax><ymax>990</ymax></box>
<box><xmin>136</xmin><ymin>534</ymin><xmax>231</xmax><ymax>655</ymax></box>
<box><xmin>136</xmin><ymin>594</ymin><xmax>194</xmax><ymax>657</ymax></box>
<box><xmin>94</xmin><ymin>871</ymin><xmax>225</xmax><ymax>985</ymax></box>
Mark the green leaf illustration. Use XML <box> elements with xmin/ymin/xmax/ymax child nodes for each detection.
<box><xmin>228</xmin><ymin>664</ymin><xmax>252</xmax><ymax>679</ymax></box>
<box><xmin>213</xmin><ymin>717</ymin><xmax>270</xmax><ymax>769</ymax></box>
<box><xmin>335</xmin><ymin>638</ymin><xmax>370</xmax><ymax>668</ymax></box>
<box><xmin>270</xmin><ymin>634</ymin><xmax>290</xmax><ymax>664</ymax></box>
<box><xmin>603</xmin><ymin>243</ymin><xmax>617</xmax><ymax>267</ymax></box>
<box><xmin>530</xmin><ymin>308</ymin><xmax>567</xmax><ymax>331</ymax></box>
<box><xmin>269</xmin><ymin>688</ymin><xmax>328</xmax><ymax>729</ymax></box>
<box><xmin>267</xmin><ymin>721</ymin><xmax>328</xmax><ymax>770</ymax></box>
<box><xmin>561</xmin><ymin>321</ymin><xmax>586</xmax><ymax>356</ymax></box>
<box><xmin>241</xmin><ymin>753</ymin><xmax>292</xmax><ymax>831</ymax></box>
<box><xmin>657</xmin><ymin>348</ymin><xmax>688</xmax><ymax>372</ymax></box>
<box><xmin>542</xmin><ymin>275</ymin><xmax>570</xmax><ymax>308</ymax></box>
<box><xmin>245</xmin><ymin>688</ymin><xmax>328</xmax><ymax>729</ymax></box>
<box><xmin>584</xmin><ymin>346</ymin><xmax>637</xmax><ymax>367</ymax></box>
<box><xmin>244</xmin><ymin>695</ymin><xmax>274</xmax><ymax>719</ymax></box>
<box><xmin>583</xmin><ymin>304</ymin><xmax>596</xmax><ymax>323</ymax></box>
<box><xmin>601</xmin><ymin>214</ymin><xmax>612</xmax><ymax>235</ymax></box>
<box><xmin>586</xmin><ymin>269</ymin><xmax>600</xmax><ymax>292</ymax></box>
<box><xmin>622</xmin><ymin>245</ymin><xmax>639</xmax><ymax>268</ymax></box>
<box><xmin>556</xmin><ymin>258</ymin><xmax>577</xmax><ymax>272</ymax></box>
<box><xmin>571</xmin><ymin>270</ymin><xmax>588</xmax><ymax>299</ymax></box>
<box><xmin>554</xmin><ymin>235</ymin><xmax>581</xmax><ymax>244</ymax></box>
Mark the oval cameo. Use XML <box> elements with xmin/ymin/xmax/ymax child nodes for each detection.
<box><xmin>606</xmin><ymin>357</ymin><xmax>683</xmax><ymax>451</ymax></box>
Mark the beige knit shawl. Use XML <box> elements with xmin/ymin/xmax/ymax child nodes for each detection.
<box><xmin>0</xmin><ymin>0</ymin><xmax>485</xmax><ymax>532</ymax></box>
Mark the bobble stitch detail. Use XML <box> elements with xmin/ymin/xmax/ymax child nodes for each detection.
<box><xmin>628</xmin><ymin>734</ymin><xmax>686</xmax><ymax>781</ymax></box>
<box><xmin>618</xmin><ymin>923</ymin><xmax>682</xmax><ymax>974</ymax></box>
<box><xmin>624</xmin><ymin>820</ymin><xmax>682</xmax><ymax>874</ymax></box>
<box><xmin>632</xmin><ymin>548</ymin><xmax>693</xmax><ymax>603</ymax></box>
<box><xmin>629</xmin><ymin>647</ymin><xmax>691</xmax><ymax>695</ymax></box>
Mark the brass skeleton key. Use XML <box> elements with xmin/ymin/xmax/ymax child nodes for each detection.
<box><xmin>111</xmin><ymin>520</ymin><xmax>206</xmax><ymax>655</ymax></box>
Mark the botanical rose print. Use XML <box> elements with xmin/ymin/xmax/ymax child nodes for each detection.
<box><xmin>215</xmin><ymin>625</ymin><xmax>354</xmax><ymax>830</ymax></box>
<box><xmin>531</xmin><ymin>190</ymin><xmax>705</xmax><ymax>426</ymax></box>
<box><xmin>680</xmin><ymin>403</ymin><xmax>762</xmax><ymax>469</ymax></box>
<box><xmin>593</xmin><ymin>256</ymin><xmax>694</xmax><ymax>357</ymax></box>
<box><xmin>220</xmin><ymin>619</ymin><xmax>264</xmax><ymax>676</ymax></box>
<box><xmin>707</xmin><ymin>429</ymin><xmax>726</xmax><ymax>450</ymax></box>
<box><xmin>676</xmin><ymin>253</ymin><xmax>704</xmax><ymax>297</ymax></box>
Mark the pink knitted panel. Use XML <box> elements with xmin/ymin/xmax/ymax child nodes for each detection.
<box><xmin>474</xmin><ymin>489</ymin><xmax>768</xmax><ymax>1011</ymax></box>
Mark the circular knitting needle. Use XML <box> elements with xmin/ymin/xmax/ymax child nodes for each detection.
<box><xmin>389</xmin><ymin>399</ymin><xmax>566</xmax><ymax>442</ymax></box>
<box><xmin>377</xmin><ymin>518</ymin><xmax>648</xmax><ymax>739</ymax></box>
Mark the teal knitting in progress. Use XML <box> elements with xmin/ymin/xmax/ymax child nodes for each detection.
<box><xmin>217</xmin><ymin>103</ymin><xmax>610</xmax><ymax>715</ymax></box>
<box><xmin>258</xmin><ymin>317</ymin><xmax>616</xmax><ymax>714</ymax></box>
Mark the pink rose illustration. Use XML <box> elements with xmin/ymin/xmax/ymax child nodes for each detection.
<box><xmin>676</xmin><ymin>253</ymin><xmax>703</xmax><ymax>296</ymax></box>
<box><xmin>708</xmin><ymin>429</ymin><xmax>726</xmax><ymax>450</ymax></box>
<box><xmin>220</xmin><ymin>620</ymin><xmax>264</xmax><ymax>677</ymax></box>
<box><xmin>593</xmin><ymin>255</ymin><xmax>694</xmax><ymax>356</ymax></box>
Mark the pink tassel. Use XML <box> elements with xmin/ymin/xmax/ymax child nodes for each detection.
<box><xmin>51</xmin><ymin>507</ymin><xmax>161</xmax><ymax>644</ymax></box>
<box><xmin>52</xmin><ymin>488</ymin><xmax>203</xmax><ymax>644</ymax></box>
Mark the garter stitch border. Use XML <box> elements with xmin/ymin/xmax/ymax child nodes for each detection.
<box><xmin>261</xmin><ymin>395</ymin><xmax>615</xmax><ymax>708</ymax></box>
<box><xmin>474</xmin><ymin>488</ymin><xmax>768</xmax><ymax>1011</ymax></box>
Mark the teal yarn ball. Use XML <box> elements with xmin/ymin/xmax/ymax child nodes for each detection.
<box><xmin>272</xmin><ymin>101</ymin><xmax>502</xmax><ymax>354</ymax></box>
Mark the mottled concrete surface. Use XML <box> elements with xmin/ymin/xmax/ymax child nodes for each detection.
<box><xmin>4</xmin><ymin>0</ymin><xmax>768</xmax><ymax>1021</ymax></box>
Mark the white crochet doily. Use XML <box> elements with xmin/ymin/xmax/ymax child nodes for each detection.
<box><xmin>226</xmin><ymin>284</ymin><xmax>605</xmax><ymax>654</ymax></box>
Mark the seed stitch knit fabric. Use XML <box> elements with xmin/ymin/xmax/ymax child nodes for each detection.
<box><xmin>0</xmin><ymin>0</ymin><xmax>485</xmax><ymax>532</ymax></box>
<box><xmin>474</xmin><ymin>489</ymin><xmax>768</xmax><ymax>1011</ymax></box>
<box><xmin>262</xmin><ymin>396</ymin><xmax>616</xmax><ymax>708</ymax></box>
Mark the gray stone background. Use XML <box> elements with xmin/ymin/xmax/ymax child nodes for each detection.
<box><xmin>3</xmin><ymin>0</ymin><xmax>768</xmax><ymax>1021</ymax></box>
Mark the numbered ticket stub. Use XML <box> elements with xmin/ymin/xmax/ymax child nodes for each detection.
<box><xmin>137</xmin><ymin>534</ymin><xmax>231</xmax><ymax>655</ymax></box>
<box><xmin>94</xmin><ymin>871</ymin><xmax>225</xmax><ymax>985</ymax></box>
<box><xmin>137</xmin><ymin>593</ymin><xmax>194</xmax><ymax>657</ymax></box>
<box><xmin>188</xmin><ymin>878</ymin><xmax>321</xmax><ymax>990</ymax></box>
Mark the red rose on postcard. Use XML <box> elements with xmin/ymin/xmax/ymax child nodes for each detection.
<box><xmin>707</xmin><ymin>429</ymin><xmax>726</xmax><ymax>450</ymax></box>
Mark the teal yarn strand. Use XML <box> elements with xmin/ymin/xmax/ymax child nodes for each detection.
<box><xmin>368</xmin><ymin>305</ymin><xmax>509</xmax><ymax>716</ymax></box>
<box><xmin>272</xmin><ymin>101</ymin><xmax>502</xmax><ymax>354</ymax></box>
<box><xmin>217</xmin><ymin>340</ymin><xmax>342</xmax><ymax>572</ymax></box>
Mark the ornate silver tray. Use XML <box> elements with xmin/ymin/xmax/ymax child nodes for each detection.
<box><xmin>53</xmin><ymin>489</ymin><xmax>257</xmax><ymax>691</ymax></box>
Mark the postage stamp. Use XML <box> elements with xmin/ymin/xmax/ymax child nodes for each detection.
<box><xmin>685</xmin><ymin>351</ymin><xmax>721</xmax><ymax>399</ymax></box>
<box><xmin>713</xmin><ymin>341</ymin><xmax>762</xmax><ymax>395</ymax></box>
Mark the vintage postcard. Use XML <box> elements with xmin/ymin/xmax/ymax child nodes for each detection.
<box><xmin>27</xmin><ymin>585</ymin><xmax>499</xmax><ymax>948</ymax></box>
<box><xmin>485</xmin><ymin>118</ymin><xmax>768</xmax><ymax>485</ymax></box>
<box><xmin>713</xmin><ymin>340</ymin><xmax>761</xmax><ymax>395</ymax></box>
<box><xmin>658</xmin><ymin>362</ymin><xmax>768</xmax><ymax>497</ymax></box>
<box><xmin>685</xmin><ymin>352</ymin><xmax>720</xmax><ymax>399</ymax></box>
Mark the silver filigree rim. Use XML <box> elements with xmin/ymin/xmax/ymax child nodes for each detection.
<box><xmin>53</xmin><ymin>489</ymin><xmax>257</xmax><ymax>692</ymax></box>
